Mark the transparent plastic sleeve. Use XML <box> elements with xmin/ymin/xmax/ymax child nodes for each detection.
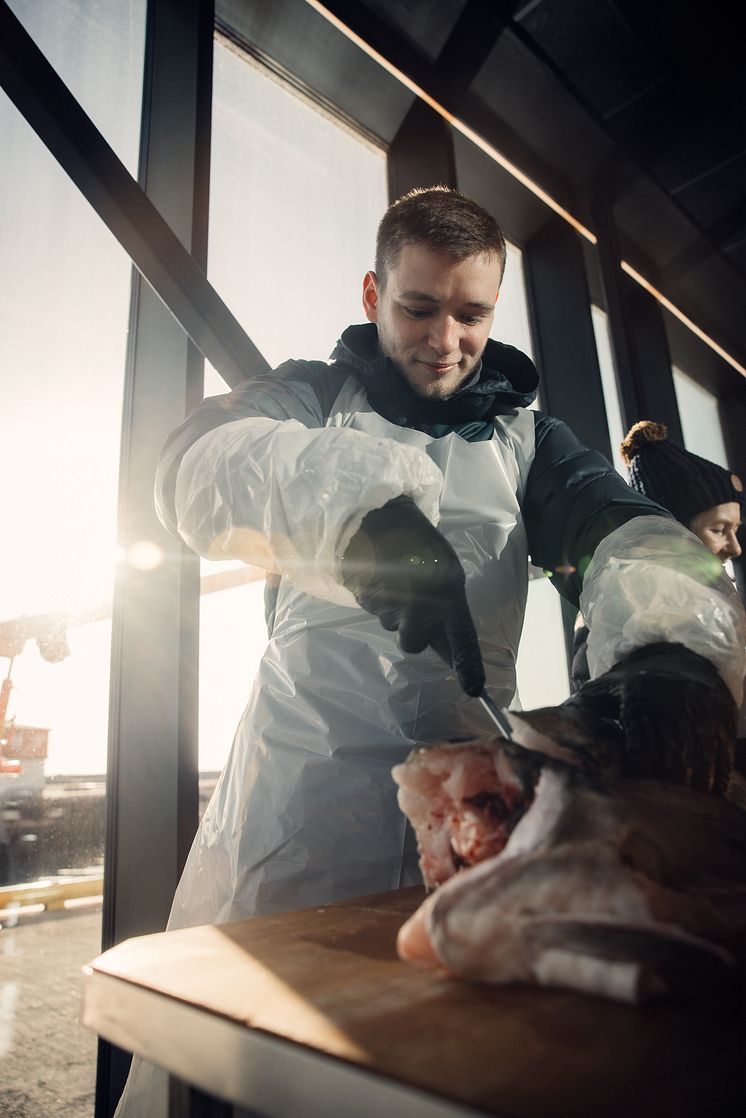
<box><xmin>173</xmin><ymin>415</ymin><xmax>444</xmax><ymax>606</ymax></box>
<box><xmin>580</xmin><ymin>516</ymin><xmax>746</xmax><ymax>705</ymax></box>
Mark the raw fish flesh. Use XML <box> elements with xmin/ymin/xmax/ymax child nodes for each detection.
<box><xmin>393</xmin><ymin>718</ymin><xmax>746</xmax><ymax>1003</ymax></box>
<box><xmin>390</xmin><ymin>703</ymin><xmax>617</xmax><ymax>890</ymax></box>
<box><xmin>392</xmin><ymin>738</ymin><xmax>541</xmax><ymax>887</ymax></box>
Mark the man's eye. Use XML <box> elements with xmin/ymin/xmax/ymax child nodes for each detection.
<box><xmin>404</xmin><ymin>307</ymin><xmax>431</xmax><ymax>319</ymax></box>
<box><xmin>460</xmin><ymin>315</ymin><xmax>483</xmax><ymax>325</ymax></box>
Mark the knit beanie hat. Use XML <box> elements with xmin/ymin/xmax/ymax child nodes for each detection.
<box><xmin>620</xmin><ymin>420</ymin><xmax>743</xmax><ymax>526</ymax></box>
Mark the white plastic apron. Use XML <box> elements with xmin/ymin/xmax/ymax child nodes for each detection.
<box><xmin>168</xmin><ymin>379</ymin><xmax>535</xmax><ymax>929</ymax></box>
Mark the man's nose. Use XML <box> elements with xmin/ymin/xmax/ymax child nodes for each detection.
<box><xmin>428</xmin><ymin>316</ymin><xmax>459</xmax><ymax>355</ymax></box>
<box><xmin>723</xmin><ymin>530</ymin><xmax>742</xmax><ymax>559</ymax></box>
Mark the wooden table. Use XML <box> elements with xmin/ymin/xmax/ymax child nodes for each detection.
<box><xmin>82</xmin><ymin>886</ymin><xmax>746</xmax><ymax>1118</ymax></box>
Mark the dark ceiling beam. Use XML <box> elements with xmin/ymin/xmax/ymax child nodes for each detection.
<box><xmin>386</xmin><ymin>0</ymin><xmax>519</xmax><ymax>201</ymax></box>
<box><xmin>612</xmin><ymin>0</ymin><xmax>744</xmax><ymax>112</ymax></box>
<box><xmin>706</xmin><ymin>197</ymin><xmax>746</xmax><ymax>255</ymax></box>
<box><xmin>432</xmin><ymin>1</ymin><xmax>520</xmax><ymax>99</ymax></box>
<box><xmin>668</xmin><ymin>147</ymin><xmax>746</xmax><ymax>197</ymax></box>
<box><xmin>312</xmin><ymin>0</ymin><xmax>434</xmax><ymax>91</ymax></box>
<box><xmin>510</xmin><ymin>11</ymin><xmax>746</xmax><ymax>297</ymax></box>
<box><xmin>318</xmin><ymin>0</ymin><xmax>581</xmax><ymax>222</ymax></box>
<box><xmin>601</xmin><ymin>79</ymin><xmax>681</xmax><ymax>164</ymax></box>
<box><xmin>387</xmin><ymin>99</ymin><xmax>457</xmax><ymax>199</ymax></box>
<box><xmin>662</xmin><ymin>195</ymin><xmax>746</xmax><ymax>283</ymax></box>
<box><xmin>0</xmin><ymin>0</ymin><xmax>268</xmax><ymax>389</ymax></box>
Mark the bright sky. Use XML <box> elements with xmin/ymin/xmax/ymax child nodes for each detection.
<box><xmin>1</xmin><ymin>1</ymin><xmax>141</xmax><ymax>775</ymax></box>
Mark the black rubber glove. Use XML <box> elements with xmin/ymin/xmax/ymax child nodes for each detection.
<box><xmin>568</xmin><ymin>642</ymin><xmax>736</xmax><ymax>794</ymax></box>
<box><xmin>341</xmin><ymin>495</ymin><xmax>485</xmax><ymax>696</ymax></box>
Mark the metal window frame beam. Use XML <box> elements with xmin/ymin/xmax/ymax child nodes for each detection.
<box><xmin>387</xmin><ymin>98</ymin><xmax>457</xmax><ymax>201</ymax></box>
<box><xmin>0</xmin><ymin>2</ymin><xmax>272</xmax><ymax>1115</ymax></box>
<box><xmin>592</xmin><ymin>197</ymin><xmax>683</xmax><ymax>441</ymax></box>
<box><xmin>525</xmin><ymin>214</ymin><xmax>611</xmax><ymax>669</ymax></box>
<box><xmin>312</xmin><ymin>0</ymin><xmax>578</xmax><ymax>221</ymax></box>
<box><xmin>96</xmin><ymin>3</ymin><xmax>219</xmax><ymax>1115</ymax></box>
<box><xmin>526</xmin><ymin>216</ymin><xmax>611</xmax><ymax>461</ymax></box>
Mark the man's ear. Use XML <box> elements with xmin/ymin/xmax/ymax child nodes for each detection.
<box><xmin>362</xmin><ymin>271</ymin><xmax>379</xmax><ymax>323</ymax></box>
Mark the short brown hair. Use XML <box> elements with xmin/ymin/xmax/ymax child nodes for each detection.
<box><xmin>375</xmin><ymin>186</ymin><xmax>507</xmax><ymax>288</ymax></box>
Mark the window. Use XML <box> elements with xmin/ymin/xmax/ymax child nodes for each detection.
<box><xmin>0</xmin><ymin>3</ymin><xmax>145</xmax><ymax>1113</ymax></box>
<box><xmin>490</xmin><ymin>242</ymin><xmax>570</xmax><ymax>708</ymax></box>
<box><xmin>6</xmin><ymin>0</ymin><xmax>143</xmax><ymax>174</ymax></box>
<box><xmin>205</xmin><ymin>36</ymin><xmax>388</xmax><ymax>382</ymax></box>
<box><xmin>591</xmin><ymin>305</ymin><xmax>628</xmax><ymax>475</ymax></box>
<box><xmin>198</xmin><ymin>37</ymin><xmax>388</xmax><ymax>775</ymax></box>
<box><xmin>672</xmin><ymin>366</ymin><xmax>729</xmax><ymax>468</ymax></box>
<box><xmin>491</xmin><ymin>241</ymin><xmax>535</xmax><ymax>362</ymax></box>
<box><xmin>515</xmin><ymin>578</ymin><xmax>570</xmax><ymax>709</ymax></box>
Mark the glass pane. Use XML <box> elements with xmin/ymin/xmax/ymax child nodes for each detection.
<box><xmin>0</xmin><ymin>5</ymin><xmax>145</xmax><ymax>1115</ymax></box>
<box><xmin>489</xmin><ymin>242</ymin><xmax>569</xmax><ymax>707</ymax></box>
<box><xmin>206</xmin><ymin>36</ymin><xmax>387</xmax><ymax>379</ymax></box>
<box><xmin>491</xmin><ymin>241</ymin><xmax>535</xmax><ymax>361</ymax></box>
<box><xmin>198</xmin><ymin>568</ymin><xmax>268</xmax><ymax>781</ymax></box>
<box><xmin>516</xmin><ymin>575</ymin><xmax>570</xmax><ymax>709</ymax></box>
<box><xmin>199</xmin><ymin>39</ymin><xmax>388</xmax><ymax>774</ymax></box>
<box><xmin>591</xmin><ymin>305</ymin><xmax>627</xmax><ymax>475</ymax></box>
<box><xmin>6</xmin><ymin>0</ymin><xmax>144</xmax><ymax>174</ymax></box>
<box><xmin>672</xmin><ymin>366</ymin><xmax>729</xmax><ymax>468</ymax></box>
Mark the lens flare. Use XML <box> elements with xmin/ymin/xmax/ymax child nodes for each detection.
<box><xmin>126</xmin><ymin>540</ymin><xmax>164</xmax><ymax>571</ymax></box>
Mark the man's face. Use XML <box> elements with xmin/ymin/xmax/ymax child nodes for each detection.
<box><xmin>362</xmin><ymin>242</ymin><xmax>502</xmax><ymax>400</ymax></box>
<box><xmin>689</xmin><ymin>502</ymin><xmax>742</xmax><ymax>562</ymax></box>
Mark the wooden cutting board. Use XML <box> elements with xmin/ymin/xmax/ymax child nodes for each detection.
<box><xmin>87</xmin><ymin>886</ymin><xmax>745</xmax><ymax>1118</ymax></box>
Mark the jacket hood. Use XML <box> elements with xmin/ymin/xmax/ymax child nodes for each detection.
<box><xmin>330</xmin><ymin>323</ymin><xmax>539</xmax><ymax>434</ymax></box>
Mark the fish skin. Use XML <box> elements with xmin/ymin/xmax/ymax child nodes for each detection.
<box><xmin>567</xmin><ymin>643</ymin><xmax>737</xmax><ymax>796</ymax></box>
<box><xmin>504</xmin><ymin>705</ymin><xmax>623</xmax><ymax>776</ymax></box>
<box><xmin>397</xmin><ymin>768</ymin><xmax>746</xmax><ymax>1003</ymax></box>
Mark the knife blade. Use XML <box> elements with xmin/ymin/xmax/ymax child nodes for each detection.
<box><xmin>431</xmin><ymin>644</ymin><xmax>518</xmax><ymax>742</ymax></box>
<box><xmin>477</xmin><ymin>689</ymin><xmax>516</xmax><ymax>741</ymax></box>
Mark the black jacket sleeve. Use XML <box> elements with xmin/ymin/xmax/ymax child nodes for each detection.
<box><xmin>523</xmin><ymin>413</ymin><xmax>673</xmax><ymax>607</ymax></box>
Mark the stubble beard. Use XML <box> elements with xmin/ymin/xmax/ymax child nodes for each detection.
<box><xmin>398</xmin><ymin>355</ymin><xmax>482</xmax><ymax>402</ymax></box>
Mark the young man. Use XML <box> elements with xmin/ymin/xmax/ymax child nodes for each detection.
<box><xmin>154</xmin><ymin>187</ymin><xmax>745</xmax><ymax>929</ymax></box>
<box><xmin>115</xmin><ymin>185</ymin><xmax>746</xmax><ymax>1118</ymax></box>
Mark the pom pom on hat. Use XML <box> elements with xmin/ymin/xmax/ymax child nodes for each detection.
<box><xmin>620</xmin><ymin>420</ymin><xmax>667</xmax><ymax>466</ymax></box>
<box><xmin>620</xmin><ymin>419</ymin><xmax>742</xmax><ymax>526</ymax></box>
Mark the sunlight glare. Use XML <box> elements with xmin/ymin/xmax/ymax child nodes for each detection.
<box><xmin>125</xmin><ymin>540</ymin><xmax>164</xmax><ymax>571</ymax></box>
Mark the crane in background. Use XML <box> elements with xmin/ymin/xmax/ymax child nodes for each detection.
<box><xmin>0</xmin><ymin>563</ymin><xmax>263</xmax><ymax>779</ymax></box>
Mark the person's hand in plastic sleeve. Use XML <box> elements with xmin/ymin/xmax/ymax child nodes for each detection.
<box><xmin>341</xmin><ymin>495</ymin><xmax>485</xmax><ymax>696</ymax></box>
<box><xmin>568</xmin><ymin>641</ymin><xmax>736</xmax><ymax>794</ymax></box>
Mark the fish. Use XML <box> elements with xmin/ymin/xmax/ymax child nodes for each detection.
<box><xmin>392</xmin><ymin>737</ymin><xmax>541</xmax><ymax>888</ymax></box>
<box><xmin>393</xmin><ymin>719</ymin><xmax>746</xmax><ymax>1004</ymax></box>
<box><xmin>390</xmin><ymin>704</ymin><xmax>621</xmax><ymax>891</ymax></box>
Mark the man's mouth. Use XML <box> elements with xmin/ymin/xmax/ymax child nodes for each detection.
<box><xmin>419</xmin><ymin>359</ymin><xmax>460</xmax><ymax>374</ymax></box>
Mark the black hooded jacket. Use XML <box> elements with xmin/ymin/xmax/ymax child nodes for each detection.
<box><xmin>156</xmin><ymin>323</ymin><xmax>668</xmax><ymax>609</ymax></box>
